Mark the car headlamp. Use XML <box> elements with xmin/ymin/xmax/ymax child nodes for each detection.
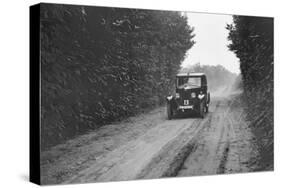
<box><xmin>191</xmin><ymin>92</ymin><xmax>196</xmax><ymax>98</ymax></box>
<box><xmin>167</xmin><ymin>96</ymin><xmax>173</xmax><ymax>100</ymax></box>
<box><xmin>198</xmin><ymin>94</ymin><xmax>205</xmax><ymax>100</ymax></box>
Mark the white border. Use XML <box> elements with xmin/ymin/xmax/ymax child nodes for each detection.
<box><xmin>0</xmin><ymin>0</ymin><xmax>279</xmax><ymax>187</ymax></box>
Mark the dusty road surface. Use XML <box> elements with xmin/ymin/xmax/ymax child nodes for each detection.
<box><xmin>41</xmin><ymin>90</ymin><xmax>259</xmax><ymax>185</ymax></box>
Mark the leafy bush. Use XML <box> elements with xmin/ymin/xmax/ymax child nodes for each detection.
<box><xmin>227</xmin><ymin>16</ymin><xmax>273</xmax><ymax>170</ymax></box>
<box><xmin>40</xmin><ymin>4</ymin><xmax>195</xmax><ymax>149</ymax></box>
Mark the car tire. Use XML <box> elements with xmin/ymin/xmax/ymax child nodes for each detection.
<box><xmin>199</xmin><ymin>102</ymin><xmax>205</xmax><ymax>118</ymax></box>
<box><xmin>167</xmin><ymin>103</ymin><xmax>173</xmax><ymax>120</ymax></box>
<box><xmin>207</xmin><ymin>93</ymin><xmax>210</xmax><ymax>103</ymax></box>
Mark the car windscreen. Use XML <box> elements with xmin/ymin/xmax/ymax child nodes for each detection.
<box><xmin>177</xmin><ymin>76</ymin><xmax>201</xmax><ymax>88</ymax></box>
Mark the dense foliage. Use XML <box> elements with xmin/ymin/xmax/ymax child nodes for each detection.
<box><xmin>180</xmin><ymin>63</ymin><xmax>237</xmax><ymax>91</ymax></box>
<box><xmin>40</xmin><ymin>4</ymin><xmax>195</xmax><ymax>149</ymax></box>
<box><xmin>227</xmin><ymin>16</ymin><xmax>273</xmax><ymax>170</ymax></box>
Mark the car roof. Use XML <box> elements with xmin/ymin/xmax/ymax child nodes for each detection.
<box><xmin>176</xmin><ymin>72</ymin><xmax>205</xmax><ymax>77</ymax></box>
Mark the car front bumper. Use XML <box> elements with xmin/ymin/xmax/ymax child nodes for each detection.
<box><xmin>178</xmin><ymin>105</ymin><xmax>194</xmax><ymax>110</ymax></box>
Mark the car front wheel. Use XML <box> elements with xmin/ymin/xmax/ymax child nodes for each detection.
<box><xmin>199</xmin><ymin>102</ymin><xmax>205</xmax><ymax>118</ymax></box>
<box><xmin>167</xmin><ymin>103</ymin><xmax>173</xmax><ymax>120</ymax></box>
<box><xmin>205</xmin><ymin>104</ymin><xmax>209</xmax><ymax>113</ymax></box>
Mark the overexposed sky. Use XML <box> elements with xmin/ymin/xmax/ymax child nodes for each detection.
<box><xmin>182</xmin><ymin>12</ymin><xmax>240</xmax><ymax>74</ymax></box>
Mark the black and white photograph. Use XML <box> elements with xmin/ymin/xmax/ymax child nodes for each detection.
<box><xmin>30</xmin><ymin>2</ymin><xmax>273</xmax><ymax>185</ymax></box>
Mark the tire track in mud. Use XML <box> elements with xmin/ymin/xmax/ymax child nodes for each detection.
<box><xmin>222</xmin><ymin>98</ymin><xmax>256</xmax><ymax>174</ymax></box>
<box><xmin>43</xmin><ymin>91</ymin><xmax>255</xmax><ymax>185</ymax></box>
<box><xmin>64</xmin><ymin>116</ymin><xmax>206</xmax><ymax>183</ymax></box>
<box><xmin>217</xmin><ymin>142</ymin><xmax>230</xmax><ymax>174</ymax></box>
<box><xmin>217</xmin><ymin>97</ymin><xmax>246</xmax><ymax>174</ymax></box>
<box><xmin>216</xmin><ymin>99</ymin><xmax>235</xmax><ymax>174</ymax></box>
<box><xmin>176</xmin><ymin>98</ymin><xmax>234</xmax><ymax>176</ymax></box>
<box><xmin>64</xmin><ymin>97</ymin><xmax>247</xmax><ymax>183</ymax></box>
<box><xmin>176</xmin><ymin>95</ymin><xmax>255</xmax><ymax>177</ymax></box>
<box><xmin>137</xmin><ymin>115</ymin><xmax>212</xmax><ymax>179</ymax></box>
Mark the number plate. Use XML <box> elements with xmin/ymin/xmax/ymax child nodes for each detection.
<box><xmin>184</xmin><ymin>100</ymin><xmax>189</xmax><ymax>105</ymax></box>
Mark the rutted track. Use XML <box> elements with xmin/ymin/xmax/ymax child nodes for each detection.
<box><xmin>64</xmin><ymin>116</ymin><xmax>208</xmax><ymax>183</ymax></box>
<box><xmin>177</xmin><ymin>94</ymin><xmax>256</xmax><ymax>177</ymax></box>
<box><xmin>177</xmin><ymin>98</ymin><xmax>231</xmax><ymax>176</ymax></box>
<box><xmin>41</xmin><ymin>91</ymin><xmax>257</xmax><ymax>185</ymax></box>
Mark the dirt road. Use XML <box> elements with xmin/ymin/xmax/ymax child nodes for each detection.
<box><xmin>41</xmin><ymin>91</ymin><xmax>258</xmax><ymax>185</ymax></box>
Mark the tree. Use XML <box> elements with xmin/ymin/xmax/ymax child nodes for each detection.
<box><xmin>40</xmin><ymin>4</ymin><xmax>195</xmax><ymax>149</ymax></box>
<box><xmin>227</xmin><ymin>16</ymin><xmax>273</xmax><ymax>170</ymax></box>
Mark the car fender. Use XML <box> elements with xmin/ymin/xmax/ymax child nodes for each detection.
<box><xmin>166</xmin><ymin>95</ymin><xmax>173</xmax><ymax>101</ymax></box>
<box><xmin>166</xmin><ymin>96</ymin><xmax>177</xmax><ymax>109</ymax></box>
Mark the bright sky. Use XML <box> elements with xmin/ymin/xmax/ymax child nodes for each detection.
<box><xmin>181</xmin><ymin>12</ymin><xmax>240</xmax><ymax>74</ymax></box>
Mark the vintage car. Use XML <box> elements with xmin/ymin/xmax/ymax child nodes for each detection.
<box><xmin>166</xmin><ymin>72</ymin><xmax>210</xmax><ymax>119</ymax></box>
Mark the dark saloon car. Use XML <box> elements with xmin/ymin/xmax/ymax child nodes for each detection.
<box><xmin>166</xmin><ymin>72</ymin><xmax>210</xmax><ymax>119</ymax></box>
